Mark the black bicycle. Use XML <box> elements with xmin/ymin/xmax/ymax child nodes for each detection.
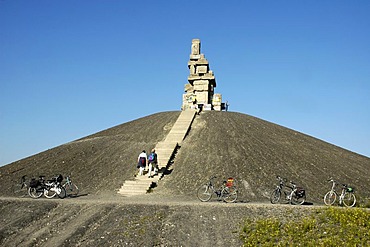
<box><xmin>270</xmin><ymin>176</ymin><xmax>306</xmax><ymax>205</ymax></box>
<box><xmin>197</xmin><ymin>176</ymin><xmax>238</xmax><ymax>203</ymax></box>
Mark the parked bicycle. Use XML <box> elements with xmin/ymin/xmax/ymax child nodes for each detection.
<box><xmin>12</xmin><ymin>175</ymin><xmax>29</xmax><ymax>197</ymax></box>
<box><xmin>28</xmin><ymin>175</ymin><xmax>66</xmax><ymax>199</ymax></box>
<box><xmin>324</xmin><ymin>178</ymin><xmax>356</xmax><ymax>207</ymax></box>
<box><xmin>197</xmin><ymin>176</ymin><xmax>238</xmax><ymax>203</ymax></box>
<box><xmin>63</xmin><ymin>175</ymin><xmax>79</xmax><ymax>197</ymax></box>
<box><xmin>270</xmin><ymin>176</ymin><xmax>306</xmax><ymax>205</ymax></box>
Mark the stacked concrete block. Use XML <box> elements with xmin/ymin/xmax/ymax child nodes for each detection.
<box><xmin>213</xmin><ymin>93</ymin><xmax>222</xmax><ymax>111</ymax></box>
<box><xmin>182</xmin><ymin>39</ymin><xmax>223</xmax><ymax>111</ymax></box>
<box><xmin>194</xmin><ymin>91</ymin><xmax>209</xmax><ymax>104</ymax></box>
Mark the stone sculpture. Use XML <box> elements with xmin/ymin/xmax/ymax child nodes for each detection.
<box><xmin>182</xmin><ymin>39</ymin><xmax>223</xmax><ymax>111</ymax></box>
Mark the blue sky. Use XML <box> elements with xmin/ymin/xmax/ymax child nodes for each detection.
<box><xmin>1</xmin><ymin>1</ymin><xmax>370</xmax><ymax>166</ymax></box>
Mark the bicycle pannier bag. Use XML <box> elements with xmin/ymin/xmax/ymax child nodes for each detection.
<box><xmin>30</xmin><ymin>179</ymin><xmax>39</xmax><ymax>188</ymax></box>
<box><xmin>346</xmin><ymin>187</ymin><xmax>354</xmax><ymax>192</ymax></box>
<box><xmin>296</xmin><ymin>187</ymin><xmax>305</xmax><ymax>198</ymax></box>
<box><xmin>56</xmin><ymin>174</ymin><xmax>63</xmax><ymax>183</ymax></box>
<box><xmin>226</xmin><ymin>178</ymin><xmax>234</xmax><ymax>188</ymax></box>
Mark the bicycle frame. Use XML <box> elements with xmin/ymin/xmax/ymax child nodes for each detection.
<box><xmin>64</xmin><ymin>176</ymin><xmax>72</xmax><ymax>187</ymax></box>
<box><xmin>206</xmin><ymin>176</ymin><xmax>220</xmax><ymax>196</ymax></box>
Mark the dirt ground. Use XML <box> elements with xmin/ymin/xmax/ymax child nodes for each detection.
<box><xmin>0</xmin><ymin>192</ymin><xmax>323</xmax><ymax>247</ymax></box>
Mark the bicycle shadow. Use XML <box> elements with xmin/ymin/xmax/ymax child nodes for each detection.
<box><xmin>231</xmin><ymin>200</ymin><xmax>314</xmax><ymax>205</ymax></box>
<box><xmin>66</xmin><ymin>193</ymin><xmax>89</xmax><ymax>198</ymax></box>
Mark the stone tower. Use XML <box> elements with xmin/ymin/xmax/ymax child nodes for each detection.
<box><xmin>182</xmin><ymin>39</ymin><xmax>223</xmax><ymax>111</ymax></box>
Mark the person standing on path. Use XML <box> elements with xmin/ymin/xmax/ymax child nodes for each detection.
<box><xmin>137</xmin><ymin>150</ymin><xmax>147</xmax><ymax>176</ymax></box>
<box><xmin>147</xmin><ymin>148</ymin><xmax>158</xmax><ymax>178</ymax></box>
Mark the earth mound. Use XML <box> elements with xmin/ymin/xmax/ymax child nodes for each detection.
<box><xmin>1</xmin><ymin>111</ymin><xmax>369</xmax><ymax>202</ymax></box>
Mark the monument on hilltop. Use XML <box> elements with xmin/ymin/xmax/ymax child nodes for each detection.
<box><xmin>182</xmin><ymin>39</ymin><xmax>224</xmax><ymax>111</ymax></box>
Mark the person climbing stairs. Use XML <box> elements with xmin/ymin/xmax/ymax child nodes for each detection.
<box><xmin>117</xmin><ymin>110</ymin><xmax>197</xmax><ymax>196</ymax></box>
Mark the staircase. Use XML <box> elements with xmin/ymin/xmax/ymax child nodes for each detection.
<box><xmin>117</xmin><ymin>110</ymin><xmax>197</xmax><ymax>196</ymax></box>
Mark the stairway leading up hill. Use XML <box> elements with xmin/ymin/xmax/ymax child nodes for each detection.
<box><xmin>117</xmin><ymin>110</ymin><xmax>197</xmax><ymax>196</ymax></box>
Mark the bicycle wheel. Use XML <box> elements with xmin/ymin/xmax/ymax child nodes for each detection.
<box><xmin>57</xmin><ymin>186</ymin><xmax>66</xmax><ymax>199</ymax></box>
<box><xmin>342</xmin><ymin>192</ymin><xmax>356</xmax><ymax>207</ymax></box>
<box><xmin>13</xmin><ymin>183</ymin><xmax>28</xmax><ymax>197</ymax></box>
<box><xmin>64</xmin><ymin>183</ymin><xmax>79</xmax><ymax>197</ymax></box>
<box><xmin>270</xmin><ymin>189</ymin><xmax>281</xmax><ymax>204</ymax></box>
<box><xmin>28</xmin><ymin>187</ymin><xmax>43</xmax><ymax>198</ymax></box>
<box><xmin>291</xmin><ymin>193</ymin><xmax>306</xmax><ymax>205</ymax></box>
<box><xmin>197</xmin><ymin>185</ymin><xmax>213</xmax><ymax>202</ymax></box>
<box><xmin>324</xmin><ymin>191</ymin><xmax>337</xmax><ymax>205</ymax></box>
<box><xmin>44</xmin><ymin>187</ymin><xmax>57</xmax><ymax>199</ymax></box>
<box><xmin>222</xmin><ymin>186</ymin><xmax>238</xmax><ymax>203</ymax></box>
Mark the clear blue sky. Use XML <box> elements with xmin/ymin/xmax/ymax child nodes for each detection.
<box><xmin>1</xmin><ymin>1</ymin><xmax>370</xmax><ymax>166</ymax></box>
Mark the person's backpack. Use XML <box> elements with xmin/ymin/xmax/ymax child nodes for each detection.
<box><xmin>148</xmin><ymin>153</ymin><xmax>156</xmax><ymax>162</ymax></box>
<box><xmin>139</xmin><ymin>157</ymin><xmax>146</xmax><ymax>166</ymax></box>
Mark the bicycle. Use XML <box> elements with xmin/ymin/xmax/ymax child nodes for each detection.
<box><xmin>28</xmin><ymin>175</ymin><xmax>66</xmax><ymax>199</ymax></box>
<box><xmin>197</xmin><ymin>176</ymin><xmax>238</xmax><ymax>203</ymax></box>
<box><xmin>324</xmin><ymin>179</ymin><xmax>356</xmax><ymax>207</ymax></box>
<box><xmin>270</xmin><ymin>176</ymin><xmax>306</xmax><ymax>205</ymax></box>
<box><xmin>12</xmin><ymin>175</ymin><xmax>29</xmax><ymax>197</ymax></box>
<box><xmin>28</xmin><ymin>176</ymin><xmax>46</xmax><ymax>198</ymax></box>
<box><xmin>63</xmin><ymin>175</ymin><xmax>79</xmax><ymax>197</ymax></box>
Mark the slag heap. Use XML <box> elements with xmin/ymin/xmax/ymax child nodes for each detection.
<box><xmin>182</xmin><ymin>39</ymin><xmax>223</xmax><ymax>111</ymax></box>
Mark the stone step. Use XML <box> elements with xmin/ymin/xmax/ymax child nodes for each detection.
<box><xmin>156</xmin><ymin>154</ymin><xmax>173</xmax><ymax>160</ymax></box>
<box><xmin>171</xmin><ymin>121</ymin><xmax>193</xmax><ymax>125</ymax></box>
<box><xmin>170</xmin><ymin>128</ymin><xmax>189</xmax><ymax>131</ymax></box>
<box><xmin>158</xmin><ymin>156</ymin><xmax>174</xmax><ymax>162</ymax></box>
<box><xmin>169</xmin><ymin>124</ymin><xmax>191</xmax><ymax>129</ymax></box>
<box><xmin>117</xmin><ymin>110</ymin><xmax>196</xmax><ymax>196</ymax></box>
<box><xmin>157</xmin><ymin>147</ymin><xmax>174</xmax><ymax>150</ymax></box>
<box><xmin>156</xmin><ymin>141</ymin><xmax>177</xmax><ymax>149</ymax></box>
<box><xmin>165</xmin><ymin>137</ymin><xmax>185</xmax><ymax>143</ymax></box>
<box><xmin>155</xmin><ymin>147</ymin><xmax>177</xmax><ymax>153</ymax></box>
<box><xmin>157</xmin><ymin>157</ymin><xmax>171</xmax><ymax>161</ymax></box>
<box><xmin>118</xmin><ymin>190</ymin><xmax>147</xmax><ymax>196</ymax></box>
<box><xmin>155</xmin><ymin>147</ymin><xmax>176</xmax><ymax>151</ymax></box>
<box><xmin>122</xmin><ymin>181</ymin><xmax>151</xmax><ymax>188</ymax></box>
<box><xmin>118</xmin><ymin>187</ymin><xmax>146</xmax><ymax>192</ymax></box>
<box><xmin>128</xmin><ymin>177</ymin><xmax>153</xmax><ymax>182</ymax></box>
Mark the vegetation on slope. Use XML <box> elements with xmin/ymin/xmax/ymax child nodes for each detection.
<box><xmin>240</xmin><ymin>207</ymin><xmax>370</xmax><ymax>246</ymax></box>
